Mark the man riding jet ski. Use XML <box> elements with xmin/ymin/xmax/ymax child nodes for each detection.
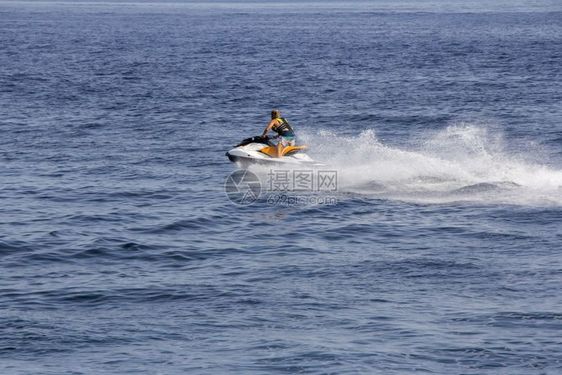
<box><xmin>262</xmin><ymin>109</ymin><xmax>296</xmax><ymax>157</ymax></box>
<box><xmin>226</xmin><ymin>110</ymin><xmax>320</xmax><ymax>167</ymax></box>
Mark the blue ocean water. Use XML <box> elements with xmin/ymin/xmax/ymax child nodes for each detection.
<box><xmin>1</xmin><ymin>1</ymin><xmax>562</xmax><ymax>373</ymax></box>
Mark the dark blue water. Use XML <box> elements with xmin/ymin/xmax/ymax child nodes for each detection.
<box><xmin>1</xmin><ymin>1</ymin><xmax>562</xmax><ymax>374</ymax></box>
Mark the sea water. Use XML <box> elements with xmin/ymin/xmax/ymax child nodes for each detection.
<box><xmin>1</xmin><ymin>1</ymin><xmax>561</xmax><ymax>373</ymax></box>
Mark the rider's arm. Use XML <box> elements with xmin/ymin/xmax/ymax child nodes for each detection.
<box><xmin>261</xmin><ymin>119</ymin><xmax>277</xmax><ymax>137</ymax></box>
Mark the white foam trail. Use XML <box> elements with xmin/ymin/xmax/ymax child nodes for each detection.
<box><xmin>299</xmin><ymin>124</ymin><xmax>562</xmax><ymax>206</ymax></box>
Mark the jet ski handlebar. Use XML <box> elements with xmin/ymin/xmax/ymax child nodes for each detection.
<box><xmin>235</xmin><ymin>135</ymin><xmax>276</xmax><ymax>147</ymax></box>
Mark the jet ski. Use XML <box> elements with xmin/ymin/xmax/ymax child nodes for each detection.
<box><xmin>226</xmin><ymin>135</ymin><xmax>320</xmax><ymax>167</ymax></box>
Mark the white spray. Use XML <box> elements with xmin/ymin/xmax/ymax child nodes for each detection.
<box><xmin>297</xmin><ymin>124</ymin><xmax>562</xmax><ymax>205</ymax></box>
